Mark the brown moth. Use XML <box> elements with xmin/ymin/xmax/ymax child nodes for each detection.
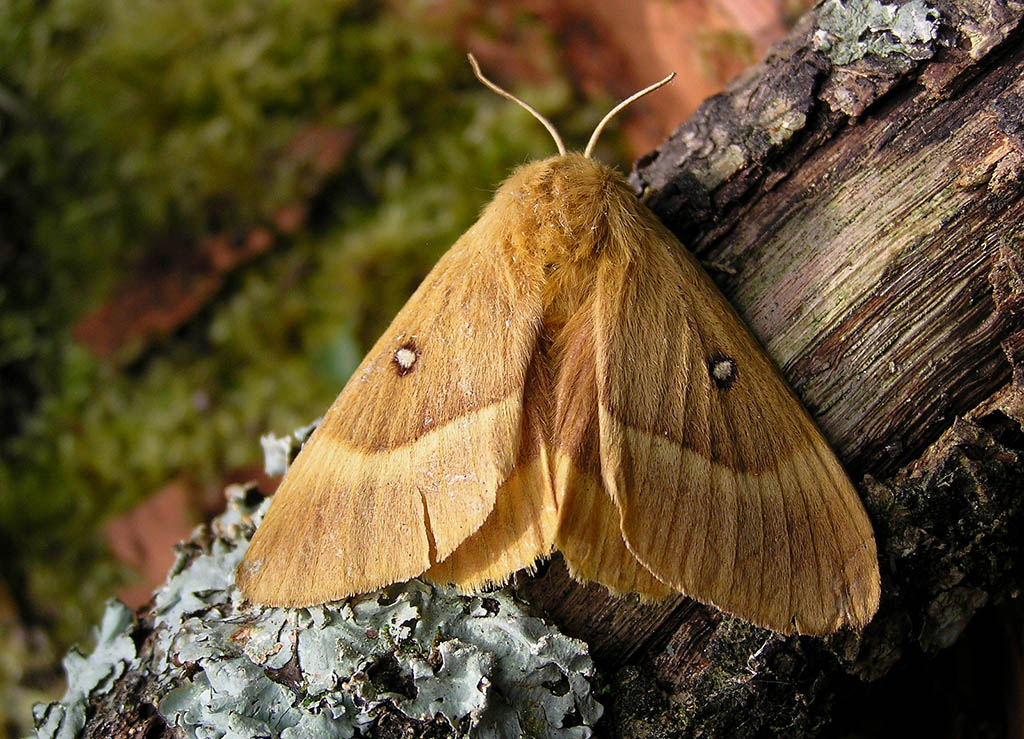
<box><xmin>237</xmin><ymin>56</ymin><xmax>880</xmax><ymax>635</ymax></box>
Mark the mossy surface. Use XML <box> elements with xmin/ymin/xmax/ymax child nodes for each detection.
<box><xmin>0</xmin><ymin>1</ymin><xmax>617</xmax><ymax>729</ymax></box>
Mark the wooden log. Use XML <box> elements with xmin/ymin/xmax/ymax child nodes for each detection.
<box><xmin>521</xmin><ymin>0</ymin><xmax>1024</xmax><ymax>733</ymax></box>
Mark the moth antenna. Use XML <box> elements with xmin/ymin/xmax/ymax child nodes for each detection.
<box><xmin>467</xmin><ymin>53</ymin><xmax>567</xmax><ymax>156</ymax></box>
<box><xmin>584</xmin><ymin>72</ymin><xmax>676</xmax><ymax>159</ymax></box>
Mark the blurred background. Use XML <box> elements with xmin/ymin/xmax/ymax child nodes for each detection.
<box><xmin>0</xmin><ymin>0</ymin><xmax>810</xmax><ymax>734</ymax></box>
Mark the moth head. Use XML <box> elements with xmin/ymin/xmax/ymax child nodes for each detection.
<box><xmin>468</xmin><ymin>54</ymin><xmax>675</xmax><ymax>266</ymax></box>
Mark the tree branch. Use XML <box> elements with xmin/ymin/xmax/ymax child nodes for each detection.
<box><xmin>526</xmin><ymin>0</ymin><xmax>1024</xmax><ymax>733</ymax></box>
<box><xmin>31</xmin><ymin>0</ymin><xmax>1024</xmax><ymax>735</ymax></box>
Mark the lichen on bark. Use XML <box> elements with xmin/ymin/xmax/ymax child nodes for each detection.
<box><xmin>32</xmin><ymin>482</ymin><xmax>604</xmax><ymax>739</ymax></box>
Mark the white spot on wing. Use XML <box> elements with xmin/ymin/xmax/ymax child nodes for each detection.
<box><xmin>395</xmin><ymin>347</ymin><xmax>417</xmax><ymax>371</ymax></box>
<box><xmin>712</xmin><ymin>359</ymin><xmax>735</xmax><ymax>382</ymax></box>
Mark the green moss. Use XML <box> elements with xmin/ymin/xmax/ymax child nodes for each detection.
<box><xmin>0</xmin><ymin>0</ymin><xmax>621</xmax><ymax>726</ymax></box>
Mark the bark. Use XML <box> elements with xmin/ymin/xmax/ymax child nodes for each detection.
<box><xmin>54</xmin><ymin>0</ymin><xmax>1024</xmax><ymax>735</ymax></box>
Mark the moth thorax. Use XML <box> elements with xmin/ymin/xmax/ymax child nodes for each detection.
<box><xmin>503</xmin><ymin>155</ymin><xmax>632</xmax><ymax>264</ymax></box>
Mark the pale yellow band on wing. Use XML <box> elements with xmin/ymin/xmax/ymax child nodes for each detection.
<box><xmin>238</xmin><ymin>395</ymin><xmax>521</xmax><ymax>606</ymax></box>
<box><xmin>599</xmin><ymin>405</ymin><xmax>880</xmax><ymax>635</ymax></box>
<box><xmin>553</xmin><ymin>449</ymin><xmax>673</xmax><ymax>598</ymax></box>
<box><xmin>428</xmin><ymin>449</ymin><xmax>558</xmax><ymax>591</ymax></box>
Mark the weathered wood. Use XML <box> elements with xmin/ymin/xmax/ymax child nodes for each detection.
<box><xmin>521</xmin><ymin>0</ymin><xmax>1024</xmax><ymax>734</ymax></box>
<box><xmin>638</xmin><ymin>3</ymin><xmax>1022</xmax><ymax>480</ymax></box>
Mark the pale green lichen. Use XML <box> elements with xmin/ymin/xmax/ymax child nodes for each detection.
<box><xmin>169</xmin><ymin>491</ymin><xmax>602</xmax><ymax>738</ymax></box>
<box><xmin>155</xmin><ymin>492</ymin><xmax>602</xmax><ymax>738</ymax></box>
<box><xmin>31</xmin><ymin>602</ymin><xmax>136</xmax><ymax>739</ymax></box>
<box><xmin>32</xmin><ymin>440</ymin><xmax>603</xmax><ymax>738</ymax></box>
<box><xmin>813</xmin><ymin>0</ymin><xmax>940</xmax><ymax>65</ymax></box>
<box><xmin>260</xmin><ymin>420</ymin><xmax>319</xmax><ymax>477</ymax></box>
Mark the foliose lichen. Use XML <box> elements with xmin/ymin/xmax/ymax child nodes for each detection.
<box><xmin>813</xmin><ymin>0</ymin><xmax>941</xmax><ymax>65</ymax></box>
<box><xmin>31</xmin><ymin>602</ymin><xmax>137</xmax><ymax>739</ymax></box>
<box><xmin>260</xmin><ymin>420</ymin><xmax>319</xmax><ymax>477</ymax></box>
<box><xmin>32</xmin><ymin>435</ymin><xmax>603</xmax><ymax>738</ymax></box>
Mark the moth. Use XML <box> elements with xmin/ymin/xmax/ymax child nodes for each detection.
<box><xmin>238</xmin><ymin>55</ymin><xmax>880</xmax><ymax>635</ymax></box>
